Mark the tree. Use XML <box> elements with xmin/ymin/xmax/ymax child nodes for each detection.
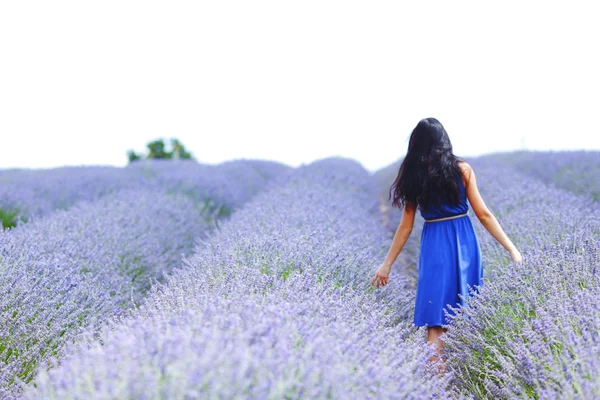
<box><xmin>127</xmin><ymin>150</ymin><xmax>141</xmax><ymax>163</ymax></box>
<box><xmin>127</xmin><ymin>138</ymin><xmax>195</xmax><ymax>163</ymax></box>
<box><xmin>170</xmin><ymin>138</ymin><xmax>193</xmax><ymax>160</ymax></box>
<box><xmin>147</xmin><ymin>139</ymin><xmax>168</xmax><ymax>159</ymax></box>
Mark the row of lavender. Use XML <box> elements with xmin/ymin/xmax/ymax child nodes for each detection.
<box><xmin>0</xmin><ymin>159</ymin><xmax>289</xmax><ymax>228</ymax></box>
<box><xmin>23</xmin><ymin>159</ymin><xmax>454</xmax><ymax>399</ymax></box>
<box><xmin>0</xmin><ymin>160</ymin><xmax>289</xmax><ymax>399</ymax></box>
<box><xmin>443</xmin><ymin>161</ymin><xmax>600</xmax><ymax>399</ymax></box>
<box><xmin>375</xmin><ymin>155</ymin><xmax>600</xmax><ymax>399</ymax></box>
<box><xmin>483</xmin><ymin>150</ymin><xmax>600</xmax><ymax>202</ymax></box>
<box><xmin>0</xmin><ymin>190</ymin><xmax>208</xmax><ymax>399</ymax></box>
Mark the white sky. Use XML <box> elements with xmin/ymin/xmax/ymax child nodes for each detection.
<box><xmin>1</xmin><ymin>1</ymin><xmax>599</xmax><ymax>172</ymax></box>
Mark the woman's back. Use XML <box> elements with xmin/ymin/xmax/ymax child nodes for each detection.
<box><xmin>419</xmin><ymin>172</ymin><xmax>469</xmax><ymax>221</ymax></box>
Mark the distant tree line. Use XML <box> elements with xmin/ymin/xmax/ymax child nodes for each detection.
<box><xmin>127</xmin><ymin>138</ymin><xmax>195</xmax><ymax>163</ymax></box>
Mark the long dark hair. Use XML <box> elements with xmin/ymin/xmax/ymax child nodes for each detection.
<box><xmin>389</xmin><ymin>117</ymin><xmax>464</xmax><ymax>211</ymax></box>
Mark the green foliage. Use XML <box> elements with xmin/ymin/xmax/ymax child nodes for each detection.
<box><xmin>127</xmin><ymin>150</ymin><xmax>141</xmax><ymax>163</ymax></box>
<box><xmin>0</xmin><ymin>208</ymin><xmax>25</xmax><ymax>230</ymax></box>
<box><xmin>170</xmin><ymin>139</ymin><xmax>193</xmax><ymax>160</ymax></box>
<box><xmin>147</xmin><ymin>139</ymin><xmax>168</xmax><ymax>159</ymax></box>
<box><xmin>281</xmin><ymin>263</ymin><xmax>294</xmax><ymax>281</ymax></box>
<box><xmin>127</xmin><ymin>138</ymin><xmax>195</xmax><ymax>163</ymax></box>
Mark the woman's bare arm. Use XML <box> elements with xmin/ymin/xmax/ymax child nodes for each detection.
<box><xmin>372</xmin><ymin>201</ymin><xmax>416</xmax><ymax>287</ymax></box>
<box><xmin>459</xmin><ymin>161</ymin><xmax>522</xmax><ymax>261</ymax></box>
<box><xmin>382</xmin><ymin>202</ymin><xmax>416</xmax><ymax>268</ymax></box>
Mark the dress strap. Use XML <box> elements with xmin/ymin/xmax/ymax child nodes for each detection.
<box><xmin>424</xmin><ymin>212</ymin><xmax>468</xmax><ymax>223</ymax></box>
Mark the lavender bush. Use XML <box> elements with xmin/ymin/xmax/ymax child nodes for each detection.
<box><xmin>0</xmin><ymin>166</ymin><xmax>149</xmax><ymax>224</ymax></box>
<box><xmin>443</xmin><ymin>237</ymin><xmax>600</xmax><ymax>399</ymax></box>
<box><xmin>24</xmin><ymin>158</ymin><xmax>454</xmax><ymax>400</ymax></box>
<box><xmin>439</xmin><ymin>161</ymin><xmax>600</xmax><ymax>399</ymax></box>
<box><xmin>0</xmin><ymin>189</ymin><xmax>209</xmax><ymax>399</ymax></box>
<box><xmin>0</xmin><ymin>159</ymin><xmax>290</xmax><ymax>227</ymax></box>
<box><xmin>467</xmin><ymin>160</ymin><xmax>599</xmax><ymax>254</ymax></box>
<box><xmin>374</xmin><ymin>154</ymin><xmax>600</xmax><ymax>399</ymax></box>
<box><xmin>484</xmin><ymin>150</ymin><xmax>600</xmax><ymax>201</ymax></box>
<box><xmin>126</xmin><ymin>159</ymin><xmax>291</xmax><ymax>215</ymax></box>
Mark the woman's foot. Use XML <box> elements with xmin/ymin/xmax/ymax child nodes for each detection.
<box><xmin>428</xmin><ymin>354</ymin><xmax>447</xmax><ymax>376</ymax></box>
<box><xmin>436</xmin><ymin>361</ymin><xmax>446</xmax><ymax>375</ymax></box>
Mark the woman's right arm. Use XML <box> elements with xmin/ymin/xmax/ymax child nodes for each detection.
<box><xmin>459</xmin><ymin>161</ymin><xmax>523</xmax><ymax>263</ymax></box>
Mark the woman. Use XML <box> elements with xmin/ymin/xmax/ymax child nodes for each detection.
<box><xmin>370</xmin><ymin>117</ymin><xmax>522</xmax><ymax>373</ymax></box>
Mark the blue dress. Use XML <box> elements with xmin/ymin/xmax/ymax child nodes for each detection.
<box><xmin>413</xmin><ymin>172</ymin><xmax>483</xmax><ymax>327</ymax></box>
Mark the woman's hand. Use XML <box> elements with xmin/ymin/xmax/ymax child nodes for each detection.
<box><xmin>509</xmin><ymin>248</ymin><xmax>523</xmax><ymax>264</ymax></box>
<box><xmin>371</xmin><ymin>263</ymin><xmax>391</xmax><ymax>288</ymax></box>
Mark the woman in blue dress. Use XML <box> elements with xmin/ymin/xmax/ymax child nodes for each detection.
<box><xmin>370</xmin><ymin>117</ymin><xmax>522</xmax><ymax>372</ymax></box>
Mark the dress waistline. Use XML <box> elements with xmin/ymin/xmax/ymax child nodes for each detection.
<box><xmin>424</xmin><ymin>212</ymin><xmax>468</xmax><ymax>223</ymax></box>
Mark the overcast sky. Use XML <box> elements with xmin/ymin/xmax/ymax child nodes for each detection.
<box><xmin>1</xmin><ymin>1</ymin><xmax>598</xmax><ymax>172</ymax></box>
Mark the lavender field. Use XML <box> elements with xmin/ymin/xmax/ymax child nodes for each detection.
<box><xmin>0</xmin><ymin>152</ymin><xmax>599</xmax><ymax>399</ymax></box>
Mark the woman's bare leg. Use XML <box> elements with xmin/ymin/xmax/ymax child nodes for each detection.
<box><xmin>427</xmin><ymin>326</ymin><xmax>448</xmax><ymax>372</ymax></box>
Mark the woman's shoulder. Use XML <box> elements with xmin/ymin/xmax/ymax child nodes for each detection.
<box><xmin>457</xmin><ymin>160</ymin><xmax>473</xmax><ymax>188</ymax></box>
<box><xmin>457</xmin><ymin>160</ymin><xmax>472</xmax><ymax>172</ymax></box>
